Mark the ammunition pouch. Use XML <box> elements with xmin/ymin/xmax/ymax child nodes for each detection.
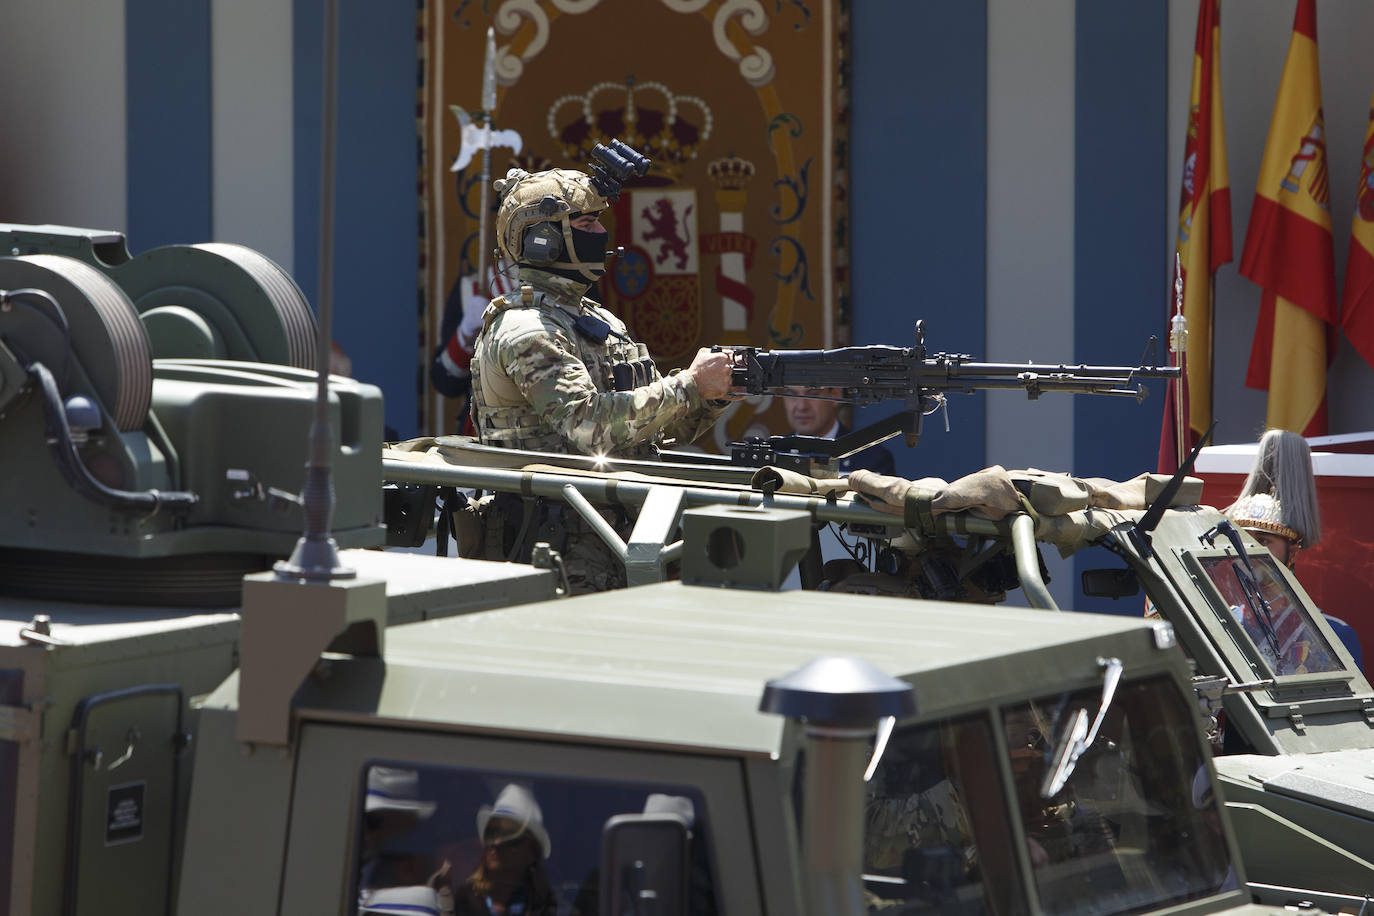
<box><xmin>477</xmin><ymin>491</ymin><xmax>630</xmax><ymax>566</ymax></box>
<box><xmin>435</xmin><ymin>488</ymin><xmax>484</xmax><ymax>558</ymax></box>
<box><xmin>384</xmin><ymin>483</ymin><xmax>437</xmax><ymax>548</ymax></box>
<box><xmin>471</xmin><ymin>405</ymin><xmax>568</xmax><ymax>452</ymax></box>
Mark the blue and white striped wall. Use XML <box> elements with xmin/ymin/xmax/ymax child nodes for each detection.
<box><xmin>851</xmin><ymin>1</ymin><xmax>1167</xmax><ymax>611</ymax></box>
<box><xmin>6</xmin><ymin>0</ymin><xmax>1374</xmax><ymax>612</ymax></box>
<box><xmin>1</xmin><ymin>0</ymin><xmax>419</xmax><ymax>439</ymax></box>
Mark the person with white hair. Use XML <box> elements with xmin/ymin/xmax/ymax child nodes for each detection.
<box><xmin>1231</xmin><ymin>429</ymin><xmax>1322</xmax><ymax>548</ymax></box>
<box><xmin>1226</xmin><ymin>429</ymin><xmax>1363</xmax><ymax>670</ymax></box>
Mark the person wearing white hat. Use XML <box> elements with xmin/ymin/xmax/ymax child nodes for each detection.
<box><xmin>454</xmin><ymin>783</ymin><xmax>556</xmax><ymax>916</ymax></box>
<box><xmin>360</xmin><ymin>767</ymin><xmax>440</xmax><ymax>895</ymax></box>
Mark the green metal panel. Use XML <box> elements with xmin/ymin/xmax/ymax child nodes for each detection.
<box><xmin>1216</xmin><ymin>751</ymin><xmax>1374</xmax><ymax>868</ymax></box>
<box><xmin>175</xmin><ymin>698</ymin><xmax>295</xmax><ymax>916</ymax></box>
<box><xmin>66</xmin><ymin>685</ymin><xmax>183</xmax><ymax>916</ymax></box>
<box><xmin>341</xmin><ymin>550</ymin><xmax>557</xmax><ymax>624</ymax></box>
<box><xmin>274</xmin><ymin>583</ymin><xmax>1179</xmax><ymax>757</ymax></box>
<box><xmin>1221</xmin><ymin>800</ymin><xmax>1374</xmax><ymax>897</ymax></box>
<box><xmin>0</xmin><ymin>611</ymin><xmax>238</xmax><ymax>916</ymax></box>
<box><xmin>744</xmin><ymin>748</ymin><xmax>804</xmax><ymax>915</ymax></box>
<box><xmin>0</xmin><ymin>546</ymin><xmax>549</xmax><ymax>914</ymax></box>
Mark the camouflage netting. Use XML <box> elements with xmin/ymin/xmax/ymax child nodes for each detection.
<box><xmin>758</xmin><ymin>464</ymin><xmax>1202</xmax><ymax>554</ymax></box>
<box><xmin>844</xmin><ymin>466</ymin><xmax>1202</xmax><ymax>517</ymax></box>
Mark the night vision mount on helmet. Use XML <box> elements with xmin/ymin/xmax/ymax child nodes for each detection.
<box><xmin>493</xmin><ymin>139</ymin><xmax>650</xmax><ymax>281</ymax></box>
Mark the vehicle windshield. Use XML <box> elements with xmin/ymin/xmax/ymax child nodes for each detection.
<box><xmin>864</xmin><ymin>714</ymin><xmax>1027</xmax><ymax>914</ymax></box>
<box><xmin>1197</xmin><ymin>552</ymin><xmax>1342</xmax><ymax>676</ymax></box>
<box><xmin>1003</xmin><ymin>675</ymin><xmax>1234</xmax><ymax>915</ymax></box>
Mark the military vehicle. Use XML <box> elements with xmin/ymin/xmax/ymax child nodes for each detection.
<box><xmin>2</xmin><ymin>224</ymin><xmax>1363</xmax><ymax>914</ymax></box>
<box><xmin>380</xmin><ymin>433</ymin><xmax>1374</xmax><ymax>901</ymax></box>
<box><xmin>179</xmin><ymin>503</ymin><xmax>1355</xmax><ymax>915</ymax></box>
<box><xmin>0</xmin><ymin>233</ymin><xmax>559</xmax><ymax>914</ymax></box>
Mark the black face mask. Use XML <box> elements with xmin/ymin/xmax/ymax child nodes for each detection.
<box><xmin>569</xmin><ymin>225</ymin><xmax>608</xmax><ymax>277</ymax></box>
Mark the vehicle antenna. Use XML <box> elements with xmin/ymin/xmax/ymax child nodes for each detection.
<box><xmin>275</xmin><ymin>0</ymin><xmax>353</xmax><ymax>580</ymax></box>
<box><xmin>1130</xmin><ymin>418</ymin><xmax>1217</xmax><ymax>559</ymax></box>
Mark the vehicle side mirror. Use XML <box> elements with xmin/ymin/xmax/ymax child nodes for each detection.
<box><xmin>1081</xmin><ymin>567</ymin><xmax>1139</xmax><ymax>599</ymax></box>
<box><xmin>600</xmin><ymin>813</ymin><xmax>690</xmax><ymax>916</ymax></box>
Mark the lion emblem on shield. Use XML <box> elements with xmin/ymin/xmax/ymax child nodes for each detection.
<box><xmin>640</xmin><ymin>197</ymin><xmax>694</xmax><ymax>270</ymax></box>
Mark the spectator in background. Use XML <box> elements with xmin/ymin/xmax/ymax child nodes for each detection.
<box><xmin>781</xmin><ymin>386</ymin><xmax>896</xmax><ymax>476</ymax></box>
<box><xmin>454</xmin><ymin>783</ymin><xmax>556</xmax><ymax>916</ymax></box>
<box><xmin>431</xmin><ymin>268</ymin><xmax>515</xmax><ymax>436</ymax></box>
<box><xmin>1227</xmin><ymin>429</ymin><xmax>1363</xmax><ymax>671</ymax></box>
<box><xmin>358</xmin><ymin>767</ymin><xmax>440</xmax><ymax>896</ymax></box>
<box><xmin>332</xmin><ymin>340</ymin><xmax>400</xmax><ymax>441</ymax></box>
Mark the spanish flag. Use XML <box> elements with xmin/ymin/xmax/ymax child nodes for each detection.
<box><xmin>1239</xmin><ymin>0</ymin><xmax>1337</xmax><ymax>437</ymax></box>
<box><xmin>1159</xmin><ymin>0</ymin><xmax>1231</xmax><ymax>473</ymax></box>
<box><xmin>1341</xmin><ymin>90</ymin><xmax>1374</xmax><ymax>371</ymax></box>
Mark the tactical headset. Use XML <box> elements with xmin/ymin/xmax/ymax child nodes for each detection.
<box><xmin>521</xmin><ymin>220</ymin><xmax>564</xmax><ymax>266</ymax></box>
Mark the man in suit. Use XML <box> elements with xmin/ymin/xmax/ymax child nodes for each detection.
<box><xmin>781</xmin><ymin>386</ymin><xmax>896</xmax><ymax>477</ymax></box>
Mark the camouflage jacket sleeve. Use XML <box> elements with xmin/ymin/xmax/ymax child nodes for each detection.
<box><xmin>658</xmin><ymin>375</ymin><xmax>730</xmax><ymax>449</ymax></box>
<box><xmin>494</xmin><ymin>317</ymin><xmax>717</xmax><ymax>454</ymax></box>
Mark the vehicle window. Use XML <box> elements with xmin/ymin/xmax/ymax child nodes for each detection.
<box><xmin>864</xmin><ymin>715</ymin><xmax>1026</xmax><ymax>915</ymax></box>
<box><xmin>1198</xmin><ymin>553</ymin><xmax>1342</xmax><ymax>676</ymax></box>
<box><xmin>352</xmin><ymin>762</ymin><xmax>718</xmax><ymax>916</ymax></box>
<box><xmin>1001</xmin><ymin>674</ymin><xmax>1234</xmax><ymax>916</ymax></box>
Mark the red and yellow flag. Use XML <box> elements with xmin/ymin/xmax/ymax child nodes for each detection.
<box><xmin>1341</xmin><ymin>90</ymin><xmax>1374</xmax><ymax>370</ymax></box>
<box><xmin>1159</xmin><ymin>0</ymin><xmax>1231</xmax><ymax>473</ymax></box>
<box><xmin>1239</xmin><ymin>0</ymin><xmax>1337</xmax><ymax>437</ymax></box>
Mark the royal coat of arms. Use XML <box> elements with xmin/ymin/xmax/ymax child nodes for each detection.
<box><xmin>420</xmin><ymin>0</ymin><xmax>851</xmax><ymax>446</ymax></box>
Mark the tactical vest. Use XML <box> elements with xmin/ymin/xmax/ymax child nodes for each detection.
<box><xmin>471</xmin><ymin>284</ymin><xmax>656</xmax><ymax>454</ymax></box>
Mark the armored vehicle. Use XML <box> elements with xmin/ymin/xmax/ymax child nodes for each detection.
<box><xmin>382</xmin><ymin>438</ymin><xmax>1374</xmax><ymax>899</ymax></box>
<box><xmin>176</xmin><ymin>502</ymin><xmax>1356</xmax><ymax>915</ymax></box>
<box><xmin>0</xmin><ymin>234</ymin><xmax>560</xmax><ymax>914</ymax></box>
<box><xmin>1</xmin><ymin>224</ymin><xmax>1360</xmax><ymax>915</ymax></box>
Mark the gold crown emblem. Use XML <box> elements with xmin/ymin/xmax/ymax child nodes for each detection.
<box><xmin>548</xmin><ymin>78</ymin><xmax>713</xmax><ymax>183</ymax></box>
<box><xmin>707</xmin><ymin>154</ymin><xmax>756</xmax><ymax>190</ymax></box>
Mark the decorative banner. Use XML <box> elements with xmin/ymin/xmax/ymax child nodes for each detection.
<box><xmin>419</xmin><ymin>0</ymin><xmax>851</xmax><ymax>443</ymax></box>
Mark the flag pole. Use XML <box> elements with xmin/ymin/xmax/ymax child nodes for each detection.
<box><xmin>477</xmin><ymin>27</ymin><xmax>497</xmax><ymax>296</ymax></box>
<box><xmin>1170</xmin><ymin>252</ymin><xmax>1188</xmax><ymax>469</ymax></box>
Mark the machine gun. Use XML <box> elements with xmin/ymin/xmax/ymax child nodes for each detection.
<box><xmin>683</xmin><ymin>320</ymin><xmax>1178</xmax><ymax>473</ymax></box>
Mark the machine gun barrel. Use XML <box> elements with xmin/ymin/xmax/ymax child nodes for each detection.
<box><xmin>730</xmin><ymin>345</ymin><xmax>1178</xmax><ymax>403</ymax></box>
<box><xmin>710</xmin><ymin>322</ymin><xmax>1177</xmax><ymax>470</ymax></box>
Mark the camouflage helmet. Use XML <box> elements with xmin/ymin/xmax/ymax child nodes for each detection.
<box><xmin>493</xmin><ymin>167</ymin><xmax>610</xmax><ymax>279</ymax></box>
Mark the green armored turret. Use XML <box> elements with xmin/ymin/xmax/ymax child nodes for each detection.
<box><xmin>0</xmin><ymin>231</ymin><xmax>561</xmax><ymax>914</ymax></box>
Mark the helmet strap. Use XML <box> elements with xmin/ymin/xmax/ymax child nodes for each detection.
<box><xmin>558</xmin><ymin>218</ymin><xmax>603</xmax><ymax>282</ymax></box>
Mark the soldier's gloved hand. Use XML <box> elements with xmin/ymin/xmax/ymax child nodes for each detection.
<box><xmin>685</xmin><ymin>347</ymin><xmax>742</xmax><ymax>400</ymax></box>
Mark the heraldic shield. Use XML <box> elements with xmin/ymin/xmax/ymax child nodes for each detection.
<box><xmin>606</xmin><ymin>187</ymin><xmax>701</xmax><ymax>364</ymax></box>
<box><xmin>420</xmin><ymin>0</ymin><xmax>850</xmax><ymax>438</ymax></box>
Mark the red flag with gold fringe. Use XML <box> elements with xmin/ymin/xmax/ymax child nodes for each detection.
<box><xmin>1159</xmin><ymin>0</ymin><xmax>1230</xmax><ymax>473</ymax></box>
<box><xmin>1239</xmin><ymin>0</ymin><xmax>1337</xmax><ymax>438</ymax></box>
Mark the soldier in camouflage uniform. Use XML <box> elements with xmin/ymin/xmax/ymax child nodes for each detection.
<box><xmin>471</xmin><ymin>166</ymin><xmax>733</xmax><ymax>455</ymax></box>
<box><xmin>468</xmin><ymin>162</ymin><xmax>735</xmax><ymax>591</ymax></box>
